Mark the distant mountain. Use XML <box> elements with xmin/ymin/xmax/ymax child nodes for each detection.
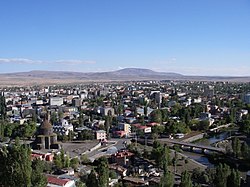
<box><xmin>0</xmin><ymin>68</ymin><xmax>249</xmax><ymax>85</ymax></box>
<box><xmin>0</xmin><ymin>68</ymin><xmax>183</xmax><ymax>80</ymax></box>
<box><xmin>112</xmin><ymin>68</ymin><xmax>182</xmax><ymax>77</ymax></box>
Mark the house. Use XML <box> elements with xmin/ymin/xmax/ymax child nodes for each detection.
<box><xmin>50</xmin><ymin>97</ymin><xmax>64</xmax><ymax>106</ymax></box>
<box><xmin>117</xmin><ymin>123</ymin><xmax>131</xmax><ymax>137</ymax></box>
<box><xmin>96</xmin><ymin>130</ymin><xmax>107</xmax><ymax>141</ymax></box>
<box><xmin>109</xmin><ymin>164</ymin><xmax>128</xmax><ymax>177</ymax></box>
<box><xmin>47</xmin><ymin>175</ymin><xmax>76</xmax><ymax>187</ymax></box>
<box><xmin>111</xmin><ymin>150</ymin><xmax>134</xmax><ymax>167</ymax></box>
<box><xmin>99</xmin><ymin>107</ymin><xmax>115</xmax><ymax>116</ymax></box>
<box><xmin>53</xmin><ymin>119</ymin><xmax>74</xmax><ymax>136</ymax></box>
<box><xmin>31</xmin><ymin>152</ymin><xmax>54</xmax><ymax>162</ymax></box>
<box><xmin>132</xmin><ymin>124</ymin><xmax>151</xmax><ymax>134</ymax></box>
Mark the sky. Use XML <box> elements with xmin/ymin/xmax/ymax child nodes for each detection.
<box><xmin>0</xmin><ymin>0</ymin><xmax>250</xmax><ymax>76</ymax></box>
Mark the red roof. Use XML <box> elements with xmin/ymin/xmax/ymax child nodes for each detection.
<box><xmin>113</xmin><ymin>150</ymin><xmax>134</xmax><ymax>158</ymax></box>
<box><xmin>148</xmin><ymin>122</ymin><xmax>160</xmax><ymax>126</ymax></box>
<box><xmin>47</xmin><ymin>176</ymin><xmax>70</xmax><ymax>186</ymax></box>
<box><xmin>131</xmin><ymin>123</ymin><xmax>141</xmax><ymax>127</ymax></box>
<box><xmin>138</xmin><ymin>125</ymin><xmax>147</xmax><ymax>129</ymax></box>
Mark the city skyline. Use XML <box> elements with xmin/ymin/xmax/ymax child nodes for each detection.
<box><xmin>0</xmin><ymin>0</ymin><xmax>250</xmax><ymax>76</ymax></box>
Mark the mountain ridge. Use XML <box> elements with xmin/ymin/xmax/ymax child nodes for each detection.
<box><xmin>0</xmin><ymin>68</ymin><xmax>249</xmax><ymax>85</ymax></box>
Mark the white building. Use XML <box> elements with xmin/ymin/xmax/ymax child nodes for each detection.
<box><xmin>96</xmin><ymin>130</ymin><xmax>107</xmax><ymax>141</ymax></box>
<box><xmin>118</xmin><ymin>123</ymin><xmax>131</xmax><ymax>136</ymax></box>
<box><xmin>53</xmin><ymin>119</ymin><xmax>74</xmax><ymax>135</ymax></box>
<box><xmin>50</xmin><ymin>97</ymin><xmax>63</xmax><ymax>106</ymax></box>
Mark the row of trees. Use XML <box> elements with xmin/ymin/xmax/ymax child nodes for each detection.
<box><xmin>53</xmin><ymin>149</ymin><xmax>80</xmax><ymax>170</ymax></box>
<box><xmin>129</xmin><ymin>138</ymin><xmax>243</xmax><ymax>187</ymax></box>
<box><xmin>150</xmin><ymin>106</ymin><xmax>210</xmax><ymax>135</ymax></box>
<box><xmin>0</xmin><ymin>120</ymin><xmax>37</xmax><ymax>140</ymax></box>
<box><xmin>239</xmin><ymin>118</ymin><xmax>250</xmax><ymax>137</ymax></box>
<box><xmin>211</xmin><ymin>163</ymin><xmax>241</xmax><ymax>187</ymax></box>
<box><xmin>86</xmin><ymin>157</ymin><xmax>110</xmax><ymax>187</ymax></box>
<box><xmin>190</xmin><ymin>163</ymin><xmax>241</xmax><ymax>187</ymax></box>
<box><xmin>229</xmin><ymin>137</ymin><xmax>250</xmax><ymax>160</ymax></box>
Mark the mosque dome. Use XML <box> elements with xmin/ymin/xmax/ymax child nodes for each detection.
<box><xmin>39</xmin><ymin>118</ymin><xmax>53</xmax><ymax>135</ymax></box>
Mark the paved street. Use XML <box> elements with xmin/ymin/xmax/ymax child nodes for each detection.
<box><xmin>86</xmin><ymin>138</ymin><xmax>127</xmax><ymax>161</ymax></box>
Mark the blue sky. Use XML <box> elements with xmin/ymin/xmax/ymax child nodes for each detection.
<box><xmin>0</xmin><ymin>0</ymin><xmax>250</xmax><ymax>76</ymax></box>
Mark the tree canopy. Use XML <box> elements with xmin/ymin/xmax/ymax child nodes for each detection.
<box><xmin>0</xmin><ymin>139</ymin><xmax>47</xmax><ymax>187</ymax></box>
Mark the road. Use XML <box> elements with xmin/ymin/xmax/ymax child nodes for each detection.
<box><xmin>153</xmin><ymin>138</ymin><xmax>226</xmax><ymax>153</ymax></box>
<box><xmin>86</xmin><ymin>138</ymin><xmax>127</xmax><ymax>161</ymax></box>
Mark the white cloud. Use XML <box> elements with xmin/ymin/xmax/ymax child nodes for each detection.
<box><xmin>0</xmin><ymin>58</ymin><xmax>43</xmax><ymax>64</ymax></box>
<box><xmin>55</xmin><ymin>60</ymin><xmax>96</xmax><ymax>65</ymax></box>
<box><xmin>0</xmin><ymin>58</ymin><xmax>96</xmax><ymax>65</ymax></box>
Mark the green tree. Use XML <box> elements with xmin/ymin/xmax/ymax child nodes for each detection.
<box><xmin>31</xmin><ymin>159</ymin><xmax>47</xmax><ymax>187</ymax></box>
<box><xmin>86</xmin><ymin>170</ymin><xmax>98</xmax><ymax>187</ymax></box>
<box><xmin>151</xmin><ymin>140</ymin><xmax>164</xmax><ymax>168</ymax></box>
<box><xmin>160</xmin><ymin>144</ymin><xmax>174</xmax><ymax>187</ymax></box>
<box><xmin>167</xmin><ymin>121</ymin><xmax>190</xmax><ymax>134</ymax></box>
<box><xmin>214</xmin><ymin>163</ymin><xmax>231</xmax><ymax>187</ymax></box>
<box><xmin>78</xmin><ymin>110</ymin><xmax>84</xmax><ymax>127</ymax></box>
<box><xmin>240</xmin><ymin>119</ymin><xmax>250</xmax><ymax>137</ymax></box>
<box><xmin>172</xmin><ymin>151</ymin><xmax>178</xmax><ymax>173</ymax></box>
<box><xmin>227</xmin><ymin>169</ymin><xmax>240</xmax><ymax>187</ymax></box>
<box><xmin>232</xmin><ymin>137</ymin><xmax>241</xmax><ymax>158</ymax></box>
<box><xmin>65</xmin><ymin>154</ymin><xmax>70</xmax><ymax>169</ymax></box>
<box><xmin>109</xmin><ymin>170</ymin><xmax>117</xmax><ymax>179</ymax></box>
<box><xmin>198</xmin><ymin>120</ymin><xmax>210</xmax><ymax>131</ymax></box>
<box><xmin>95</xmin><ymin>157</ymin><xmax>109</xmax><ymax>187</ymax></box>
<box><xmin>78</xmin><ymin>130</ymin><xmax>94</xmax><ymax>140</ymax></box>
<box><xmin>68</xmin><ymin>130</ymin><xmax>74</xmax><ymax>141</ymax></box>
<box><xmin>70</xmin><ymin>157</ymin><xmax>79</xmax><ymax>170</ymax></box>
<box><xmin>80</xmin><ymin>154</ymin><xmax>91</xmax><ymax>164</ymax></box>
<box><xmin>0</xmin><ymin>139</ymin><xmax>32</xmax><ymax>187</ymax></box>
<box><xmin>4</xmin><ymin>122</ymin><xmax>17</xmax><ymax>137</ymax></box>
<box><xmin>151</xmin><ymin>141</ymin><xmax>170</xmax><ymax>169</ymax></box>
<box><xmin>117</xmin><ymin>104</ymin><xmax>124</xmax><ymax>115</ymax></box>
<box><xmin>150</xmin><ymin>109</ymin><xmax>162</xmax><ymax>123</ymax></box>
<box><xmin>0</xmin><ymin>96</ymin><xmax>6</xmax><ymax>120</ymax></box>
<box><xmin>241</xmin><ymin>142</ymin><xmax>249</xmax><ymax>159</ymax></box>
<box><xmin>152</xmin><ymin>125</ymin><xmax>165</xmax><ymax>136</ymax></box>
<box><xmin>144</xmin><ymin>106</ymin><xmax>148</xmax><ymax>116</ymax></box>
<box><xmin>58</xmin><ymin>111</ymin><xmax>64</xmax><ymax>120</ymax></box>
<box><xmin>23</xmin><ymin>121</ymin><xmax>37</xmax><ymax>138</ymax></box>
<box><xmin>50</xmin><ymin>111</ymin><xmax>57</xmax><ymax>125</ymax></box>
<box><xmin>0</xmin><ymin>96</ymin><xmax>6</xmax><ymax>139</ymax></box>
<box><xmin>54</xmin><ymin>153</ymin><xmax>63</xmax><ymax>169</ymax></box>
<box><xmin>160</xmin><ymin>170</ymin><xmax>174</xmax><ymax>187</ymax></box>
<box><xmin>180</xmin><ymin>170</ymin><xmax>192</xmax><ymax>187</ymax></box>
<box><xmin>53</xmin><ymin>149</ymin><xmax>69</xmax><ymax>169</ymax></box>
